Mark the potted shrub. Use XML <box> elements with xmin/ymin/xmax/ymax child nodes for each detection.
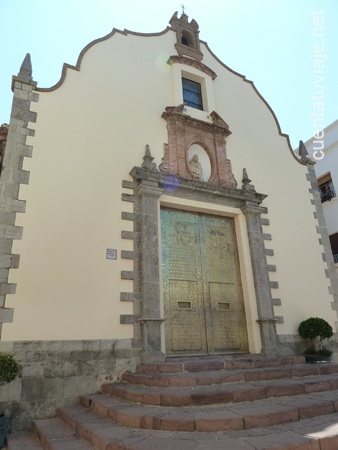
<box><xmin>0</xmin><ymin>353</ymin><xmax>20</xmax><ymax>448</ymax></box>
<box><xmin>298</xmin><ymin>317</ymin><xmax>333</xmax><ymax>363</ymax></box>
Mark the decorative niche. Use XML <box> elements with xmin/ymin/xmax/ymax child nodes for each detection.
<box><xmin>160</xmin><ymin>106</ymin><xmax>237</xmax><ymax>189</ymax></box>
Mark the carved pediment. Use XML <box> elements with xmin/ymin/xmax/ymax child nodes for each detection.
<box><xmin>161</xmin><ymin>108</ymin><xmax>236</xmax><ymax>188</ymax></box>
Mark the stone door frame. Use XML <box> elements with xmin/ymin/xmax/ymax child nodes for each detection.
<box><xmin>129</xmin><ymin>161</ymin><xmax>278</xmax><ymax>364</ymax></box>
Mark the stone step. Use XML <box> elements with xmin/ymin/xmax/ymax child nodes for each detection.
<box><xmin>33</xmin><ymin>417</ymin><xmax>94</xmax><ymax>449</ymax></box>
<box><xmin>102</xmin><ymin>372</ymin><xmax>338</xmax><ymax>406</ymax></box>
<box><xmin>142</xmin><ymin>355</ymin><xmax>305</xmax><ymax>373</ymax></box>
<box><xmin>77</xmin><ymin>388</ymin><xmax>338</xmax><ymax>432</ymax></box>
<box><xmin>33</xmin><ymin>405</ymin><xmax>338</xmax><ymax>449</ymax></box>
<box><xmin>7</xmin><ymin>432</ymin><xmax>43</xmax><ymax>449</ymax></box>
<box><xmin>165</xmin><ymin>353</ymin><xmax>257</xmax><ymax>362</ymax></box>
<box><xmin>11</xmin><ymin>356</ymin><xmax>338</xmax><ymax>449</ymax></box>
<box><xmin>122</xmin><ymin>362</ymin><xmax>338</xmax><ymax>387</ymax></box>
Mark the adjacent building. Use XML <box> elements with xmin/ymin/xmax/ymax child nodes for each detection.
<box><xmin>303</xmin><ymin>119</ymin><xmax>338</xmax><ymax>272</ymax></box>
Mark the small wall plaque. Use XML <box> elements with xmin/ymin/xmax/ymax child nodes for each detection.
<box><xmin>106</xmin><ymin>249</ymin><xmax>117</xmax><ymax>260</ymax></box>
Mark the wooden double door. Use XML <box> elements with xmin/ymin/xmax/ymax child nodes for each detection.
<box><xmin>161</xmin><ymin>208</ymin><xmax>248</xmax><ymax>356</ymax></box>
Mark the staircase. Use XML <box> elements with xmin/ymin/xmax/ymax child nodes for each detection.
<box><xmin>8</xmin><ymin>354</ymin><xmax>338</xmax><ymax>449</ymax></box>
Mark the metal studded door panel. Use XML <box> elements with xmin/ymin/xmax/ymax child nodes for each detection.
<box><xmin>199</xmin><ymin>215</ymin><xmax>248</xmax><ymax>353</ymax></box>
<box><xmin>161</xmin><ymin>209</ymin><xmax>207</xmax><ymax>355</ymax></box>
<box><xmin>208</xmin><ymin>282</ymin><xmax>246</xmax><ymax>351</ymax></box>
<box><xmin>168</xmin><ymin>280</ymin><xmax>206</xmax><ymax>352</ymax></box>
<box><xmin>161</xmin><ymin>208</ymin><xmax>248</xmax><ymax>356</ymax></box>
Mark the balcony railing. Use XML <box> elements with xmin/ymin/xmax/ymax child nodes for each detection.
<box><xmin>320</xmin><ymin>186</ymin><xmax>336</xmax><ymax>203</ymax></box>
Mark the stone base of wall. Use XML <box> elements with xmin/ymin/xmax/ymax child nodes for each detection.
<box><xmin>277</xmin><ymin>334</ymin><xmax>309</xmax><ymax>356</ymax></box>
<box><xmin>0</xmin><ymin>338</ymin><xmax>140</xmax><ymax>431</ymax></box>
<box><xmin>277</xmin><ymin>333</ymin><xmax>338</xmax><ymax>358</ymax></box>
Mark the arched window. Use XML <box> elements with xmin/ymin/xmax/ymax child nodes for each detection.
<box><xmin>181</xmin><ymin>30</ymin><xmax>193</xmax><ymax>47</ymax></box>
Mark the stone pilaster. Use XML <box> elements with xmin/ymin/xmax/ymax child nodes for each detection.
<box><xmin>135</xmin><ymin>183</ymin><xmax>165</xmax><ymax>364</ymax></box>
<box><xmin>0</xmin><ymin>54</ymin><xmax>38</xmax><ymax>335</ymax></box>
<box><xmin>241</xmin><ymin>204</ymin><xmax>278</xmax><ymax>356</ymax></box>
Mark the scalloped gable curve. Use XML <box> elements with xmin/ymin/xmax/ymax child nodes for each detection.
<box><xmin>200</xmin><ymin>39</ymin><xmax>301</xmax><ymax>165</ymax></box>
<box><xmin>35</xmin><ymin>26</ymin><xmax>171</xmax><ymax>93</ymax></box>
<box><xmin>35</xmin><ymin>24</ymin><xmax>301</xmax><ymax>165</ymax></box>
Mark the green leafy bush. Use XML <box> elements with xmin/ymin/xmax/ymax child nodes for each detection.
<box><xmin>0</xmin><ymin>353</ymin><xmax>20</xmax><ymax>386</ymax></box>
<box><xmin>298</xmin><ymin>317</ymin><xmax>333</xmax><ymax>341</ymax></box>
<box><xmin>298</xmin><ymin>317</ymin><xmax>333</xmax><ymax>356</ymax></box>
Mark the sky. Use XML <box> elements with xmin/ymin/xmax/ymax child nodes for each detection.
<box><xmin>2</xmin><ymin>0</ymin><xmax>338</xmax><ymax>149</ymax></box>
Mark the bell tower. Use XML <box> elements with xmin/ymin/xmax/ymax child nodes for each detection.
<box><xmin>169</xmin><ymin>11</ymin><xmax>203</xmax><ymax>61</ymax></box>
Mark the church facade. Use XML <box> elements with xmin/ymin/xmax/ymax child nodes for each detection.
<box><xmin>1</xmin><ymin>13</ymin><xmax>337</xmax><ymax>428</ymax></box>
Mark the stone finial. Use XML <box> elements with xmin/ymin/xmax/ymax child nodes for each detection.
<box><xmin>11</xmin><ymin>53</ymin><xmax>36</xmax><ymax>91</ymax></box>
<box><xmin>18</xmin><ymin>53</ymin><xmax>33</xmax><ymax>82</ymax></box>
<box><xmin>298</xmin><ymin>140</ymin><xmax>311</xmax><ymax>164</ymax></box>
<box><xmin>242</xmin><ymin>168</ymin><xmax>251</xmax><ymax>185</ymax></box>
<box><xmin>242</xmin><ymin>168</ymin><xmax>255</xmax><ymax>191</ymax></box>
<box><xmin>142</xmin><ymin>145</ymin><xmax>157</xmax><ymax>171</ymax></box>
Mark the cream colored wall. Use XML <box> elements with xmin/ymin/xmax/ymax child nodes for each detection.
<box><xmin>3</xmin><ymin>31</ymin><xmax>176</xmax><ymax>340</ymax></box>
<box><xmin>200</xmin><ymin>47</ymin><xmax>335</xmax><ymax>334</ymax></box>
<box><xmin>3</xmin><ymin>27</ymin><xmax>336</xmax><ymax>342</ymax></box>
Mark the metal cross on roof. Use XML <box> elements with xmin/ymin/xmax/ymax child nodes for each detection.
<box><xmin>181</xmin><ymin>4</ymin><xmax>186</xmax><ymax>15</ymax></box>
